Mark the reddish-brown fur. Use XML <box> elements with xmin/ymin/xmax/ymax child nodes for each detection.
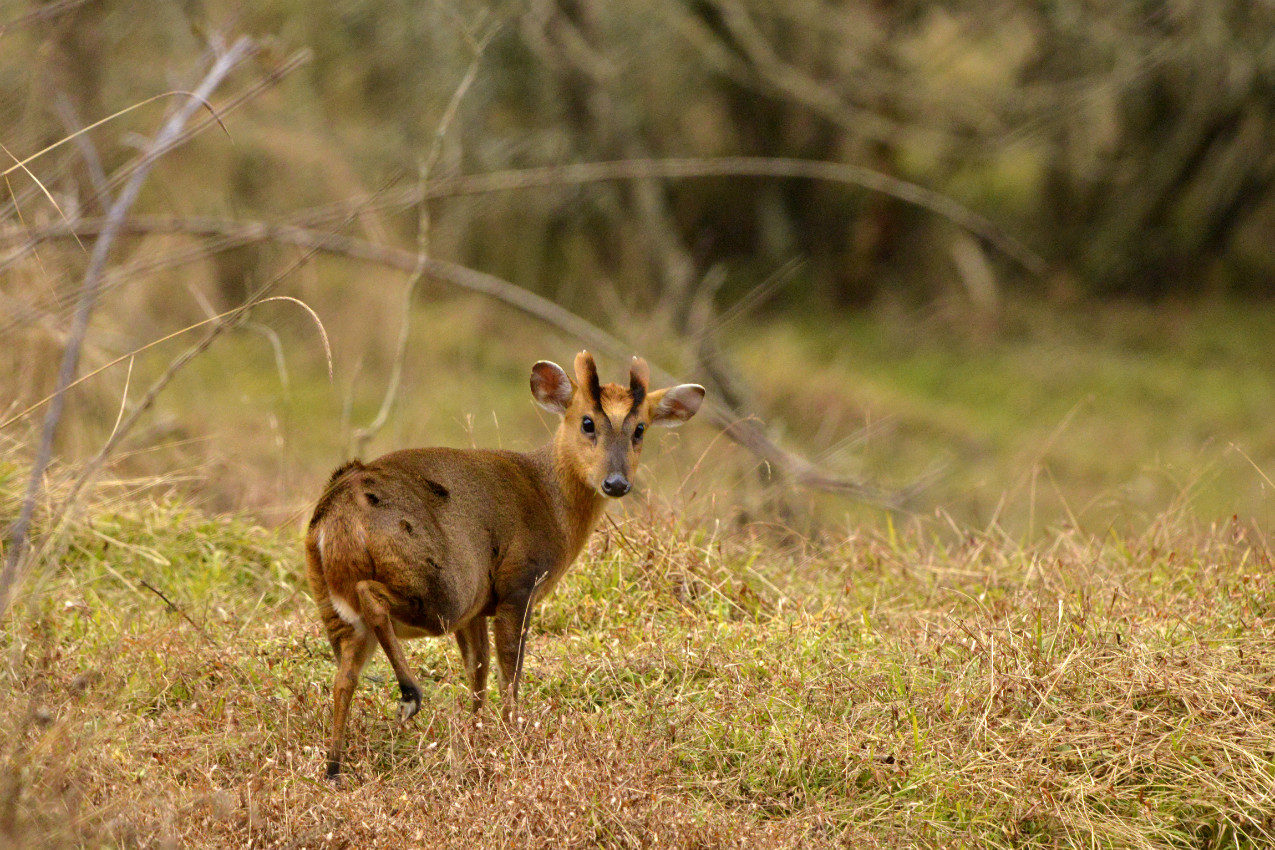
<box><xmin>306</xmin><ymin>352</ymin><xmax>704</xmax><ymax>778</ymax></box>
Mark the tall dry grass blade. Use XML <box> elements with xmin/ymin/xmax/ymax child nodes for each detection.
<box><xmin>3</xmin><ymin>174</ymin><xmax>51</xmax><ymax>278</ymax></box>
<box><xmin>105</xmin><ymin>356</ymin><xmax>134</xmax><ymax>446</ymax></box>
<box><xmin>0</xmin><ymin>91</ymin><xmax>232</xmax><ymax>182</ymax></box>
<box><xmin>0</xmin><ymin>141</ymin><xmax>84</xmax><ymax>253</ymax></box>
<box><xmin>0</xmin><ymin>296</ymin><xmax>329</xmax><ymax>431</ymax></box>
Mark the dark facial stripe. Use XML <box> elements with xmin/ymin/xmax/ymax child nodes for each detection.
<box><xmin>629</xmin><ymin>375</ymin><xmax>646</xmax><ymax>412</ymax></box>
<box><xmin>581</xmin><ymin>358</ymin><xmax>602</xmax><ymax>407</ymax></box>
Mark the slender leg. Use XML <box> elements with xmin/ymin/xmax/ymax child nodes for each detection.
<box><xmin>355</xmin><ymin>580</ymin><xmax>423</xmax><ymax>723</ymax></box>
<box><xmin>454</xmin><ymin>617</ymin><xmax>491</xmax><ymax>712</ymax></box>
<box><xmin>493</xmin><ymin>600</ymin><xmax>534</xmax><ymax>720</ymax></box>
<box><xmin>327</xmin><ymin>625</ymin><xmax>373</xmax><ymax>779</ymax></box>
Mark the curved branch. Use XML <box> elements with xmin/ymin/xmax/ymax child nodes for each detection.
<box><xmin>8</xmin><ymin>214</ymin><xmax>909</xmax><ymax>506</ymax></box>
<box><xmin>5</xmin><ymin>157</ymin><xmax>1040</xmax><ymax>276</ymax></box>
<box><xmin>379</xmin><ymin>158</ymin><xmax>1047</xmax><ymax>277</ymax></box>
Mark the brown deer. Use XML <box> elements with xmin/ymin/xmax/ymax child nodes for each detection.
<box><xmin>305</xmin><ymin>351</ymin><xmax>704</xmax><ymax>778</ymax></box>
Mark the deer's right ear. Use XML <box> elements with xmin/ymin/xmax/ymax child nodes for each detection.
<box><xmin>530</xmin><ymin>360</ymin><xmax>574</xmax><ymax>414</ymax></box>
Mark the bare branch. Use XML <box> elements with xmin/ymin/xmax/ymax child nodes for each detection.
<box><xmin>7</xmin><ymin>213</ymin><xmax>910</xmax><ymax>507</ymax></box>
<box><xmin>0</xmin><ymin>37</ymin><xmax>258</xmax><ymax>620</ymax></box>
<box><xmin>3</xmin><ymin>156</ymin><xmax>1047</xmax><ymax>277</ymax></box>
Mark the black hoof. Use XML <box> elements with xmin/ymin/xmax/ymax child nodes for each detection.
<box><xmin>398</xmin><ymin>682</ymin><xmax>422</xmax><ymax>722</ymax></box>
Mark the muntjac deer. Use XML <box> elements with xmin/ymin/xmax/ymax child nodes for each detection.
<box><xmin>305</xmin><ymin>351</ymin><xmax>704</xmax><ymax>778</ymax></box>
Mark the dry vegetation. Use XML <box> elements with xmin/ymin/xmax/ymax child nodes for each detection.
<box><xmin>3</xmin><ymin>471</ymin><xmax>1274</xmax><ymax>848</ymax></box>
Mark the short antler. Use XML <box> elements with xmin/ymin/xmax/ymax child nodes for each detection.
<box><xmin>629</xmin><ymin>356</ymin><xmax>649</xmax><ymax>406</ymax></box>
<box><xmin>574</xmin><ymin>351</ymin><xmax>601</xmax><ymax>405</ymax></box>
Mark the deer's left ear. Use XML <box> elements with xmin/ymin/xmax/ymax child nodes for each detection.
<box><xmin>530</xmin><ymin>360</ymin><xmax>573</xmax><ymax>414</ymax></box>
<box><xmin>647</xmin><ymin>384</ymin><xmax>705</xmax><ymax>427</ymax></box>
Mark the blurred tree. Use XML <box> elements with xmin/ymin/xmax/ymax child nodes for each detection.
<box><xmin>1024</xmin><ymin>0</ymin><xmax>1275</xmax><ymax>296</ymax></box>
<box><xmin>6</xmin><ymin>0</ymin><xmax>1275</xmax><ymax>314</ymax></box>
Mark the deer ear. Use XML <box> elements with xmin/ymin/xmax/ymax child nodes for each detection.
<box><xmin>647</xmin><ymin>384</ymin><xmax>705</xmax><ymax>427</ymax></box>
<box><xmin>530</xmin><ymin>361</ymin><xmax>573</xmax><ymax>414</ymax></box>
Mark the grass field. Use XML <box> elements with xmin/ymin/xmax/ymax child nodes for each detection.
<box><xmin>2</xmin><ymin>463</ymin><xmax>1273</xmax><ymax>847</ymax></box>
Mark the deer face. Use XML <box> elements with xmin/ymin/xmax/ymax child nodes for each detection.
<box><xmin>530</xmin><ymin>352</ymin><xmax>705</xmax><ymax>498</ymax></box>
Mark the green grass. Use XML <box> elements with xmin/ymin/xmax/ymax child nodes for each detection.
<box><xmin>51</xmin><ymin>293</ymin><xmax>1270</xmax><ymax>542</ymax></box>
<box><xmin>3</xmin><ymin>476</ymin><xmax>1274</xmax><ymax>848</ymax></box>
<box><xmin>732</xmin><ymin>300</ymin><xmax>1275</xmax><ymax>533</ymax></box>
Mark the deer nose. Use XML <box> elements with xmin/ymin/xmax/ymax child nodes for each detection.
<box><xmin>601</xmin><ymin>473</ymin><xmax>630</xmax><ymax>498</ymax></box>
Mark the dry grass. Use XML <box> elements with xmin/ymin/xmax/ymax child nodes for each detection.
<box><xmin>2</xmin><ymin>477</ymin><xmax>1274</xmax><ymax>848</ymax></box>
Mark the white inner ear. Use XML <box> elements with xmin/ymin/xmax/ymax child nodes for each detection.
<box><xmin>531</xmin><ymin>361</ymin><xmax>573</xmax><ymax>414</ymax></box>
<box><xmin>652</xmin><ymin>384</ymin><xmax>705</xmax><ymax>427</ymax></box>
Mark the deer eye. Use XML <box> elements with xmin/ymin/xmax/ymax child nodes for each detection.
<box><xmin>581</xmin><ymin>416</ymin><xmax>595</xmax><ymax>436</ymax></box>
<box><xmin>632</xmin><ymin>422</ymin><xmax>645</xmax><ymax>443</ymax></box>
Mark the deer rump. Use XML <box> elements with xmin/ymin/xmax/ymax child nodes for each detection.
<box><xmin>307</xmin><ymin>448</ymin><xmax>566</xmax><ymax>643</ymax></box>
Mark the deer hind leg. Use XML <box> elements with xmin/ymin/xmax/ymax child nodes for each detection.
<box><xmin>327</xmin><ymin>624</ymin><xmax>374</xmax><ymax>780</ymax></box>
<box><xmin>354</xmin><ymin>579</ymin><xmax>423</xmax><ymax>723</ymax></box>
<box><xmin>454</xmin><ymin>616</ymin><xmax>490</xmax><ymax>712</ymax></box>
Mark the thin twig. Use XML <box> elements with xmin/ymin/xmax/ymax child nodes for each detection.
<box><xmin>138</xmin><ymin>579</ymin><xmax>215</xmax><ymax>645</ymax></box>
<box><xmin>54</xmin><ymin>95</ymin><xmax>112</xmax><ymax>212</ymax></box>
<box><xmin>352</xmin><ymin>24</ymin><xmax>496</xmax><ymax>456</ymax></box>
<box><xmin>0</xmin><ymin>37</ymin><xmax>258</xmax><ymax>619</ymax></box>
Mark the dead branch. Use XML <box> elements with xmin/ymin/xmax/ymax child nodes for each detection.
<box><xmin>1</xmin><ymin>157</ymin><xmax>1046</xmax><ymax>277</ymax></box>
<box><xmin>6</xmin><ymin>213</ymin><xmax>910</xmax><ymax>507</ymax></box>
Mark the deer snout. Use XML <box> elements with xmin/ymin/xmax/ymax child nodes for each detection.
<box><xmin>601</xmin><ymin>473</ymin><xmax>631</xmax><ymax>498</ymax></box>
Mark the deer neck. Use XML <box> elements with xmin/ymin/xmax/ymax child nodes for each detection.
<box><xmin>536</xmin><ymin>435</ymin><xmax>607</xmax><ymax>560</ymax></box>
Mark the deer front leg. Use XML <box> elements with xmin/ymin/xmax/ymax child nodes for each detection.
<box><xmin>454</xmin><ymin>616</ymin><xmax>490</xmax><ymax>712</ymax></box>
<box><xmin>493</xmin><ymin>599</ymin><xmax>535</xmax><ymax>720</ymax></box>
<box><xmin>355</xmin><ymin>580</ymin><xmax>423</xmax><ymax>723</ymax></box>
<box><xmin>327</xmin><ymin>624</ymin><xmax>374</xmax><ymax>780</ymax></box>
